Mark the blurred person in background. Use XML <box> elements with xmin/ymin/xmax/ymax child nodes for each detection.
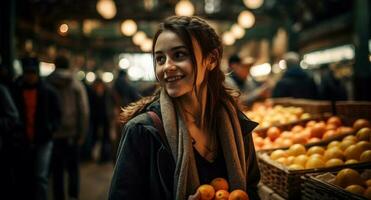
<box><xmin>318</xmin><ymin>63</ymin><xmax>348</xmax><ymax>101</ymax></box>
<box><xmin>272</xmin><ymin>52</ymin><xmax>319</xmax><ymax>99</ymax></box>
<box><xmin>90</xmin><ymin>78</ymin><xmax>115</xmax><ymax>163</ymax></box>
<box><xmin>46</xmin><ymin>55</ymin><xmax>89</xmax><ymax>200</ymax></box>
<box><xmin>0</xmin><ymin>82</ymin><xmax>19</xmax><ymax>200</ymax></box>
<box><xmin>109</xmin><ymin>16</ymin><xmax>260</xmax><ymax>200</ymax></box>
<box><xmin>112</xmin><ymin>69</ymin><xmax>141</xmax><ymax>161</ymax></box>
<box><xmin>12</xmin><ymin>56</ymin><xmax>61</xmax><ymax>200</ymax></box>
<box><xmin>224</xmin><ymin>54</ymin><xmax>271</xmax><ymax>106</ymax></box>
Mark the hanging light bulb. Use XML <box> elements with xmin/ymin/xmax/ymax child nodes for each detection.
<box><xmin>243</xmin><ymin>0</ymin><xmax>264</xmax><ymax>9</ymax></box>
<box><xmin>230</xmin><ymin>24</ymin><xmax>245</xmax><ymax>39</ymax></box>
<box><xmin>96</xmin><ymin>0</ymin><xmax>117</xmax><ymax>19</ymax></box>
<box><xmin>175</xmin><ymin>0</ymin><xmax>195</xmax><ymax>16</ymax></box>
<box><xmin>222</xmin><ymin>31</ymin><xmax>235</xmax><ymax>46</ymax></box>
<box><xmin>121</xmin><ymin>19</ymin><xmax>137</xmax><ymax>36</ymax></box>
<box><xmin>132</xmin><ymin>31</ymin><xmax>147</xmax><ymax>45</ymax></box>
<box><xmin>238</xmin><ymin>10</ymin><xmax>255</xmax><ymax>28</ymax></box>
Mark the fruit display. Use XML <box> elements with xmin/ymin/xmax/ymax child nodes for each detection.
<box><xmin>253</xmin><ymin>116</ymin><xmax>357</xmax><ymax>151</ymax></box>
<box><xmin>244</xmin><ymin>104</ymin><xmax>311</xmax><ymax>129</ymax></box>
<box><xmin>267</xmin><ymin>131</ymin><xmax>371</xmax><ymax>170</ymax></box>
<box><xmin>196</xmin><ymin>178</ymin><xmax>249</xmax><ymax>200</ymax></box>
<box><xmin>330</xmin><ymin>168</ymin><xmax>370</xmax><ymax>199</ymax></box>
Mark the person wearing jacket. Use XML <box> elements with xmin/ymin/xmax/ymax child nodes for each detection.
<box><xmin>109</xmin><ymin>16</ymin><xmax>260</xmax><ymax>200</ymax></box>
<box><xmin>12</xmin><ymin>56</ymin><xmax>61</xmax><ymax>200</ymax></box>
<box><xmin>46</xmin><ymin>55</ymin><xmax>90</xmax><ymax>200</ymax></box>
<box><xmin>272</xmin><ymin>52</ymin><xmax>319</xmax><ymax>99</ymax></box>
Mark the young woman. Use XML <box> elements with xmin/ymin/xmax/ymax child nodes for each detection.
<box><xmin>109</xmin><ymin>16</ymin><xmax>260</xmax><ymax>200</ymax></box>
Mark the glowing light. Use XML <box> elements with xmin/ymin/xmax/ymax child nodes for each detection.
<box><xmin>175</xmin><ymin>0</ymin><xmax>195</xmax><ymax>16</ymax></box>
<box><xmin>238</xmin><ymin>10</ymin><xmax>255</xmax><ymax>28</ymax></box>
<box><xmin>119</xmin><ymin>58</ymin><xmax>130</xmax><ymax>69</ymax></box>
<box><xmin>250</xmin><ymin>63</ymin><xmax>271</xmax><ymax>77</ymax></box>
<box><xmin>86</xmin><ymin>72</ymin><xmax>96</xmax><ymax>83</ymax></box>
<box><xmin>132</xmin><ymin>31</ymin><xmax>147</xmax><ymax>45</ymax></box>
<box><xmin>127</xmin><ymin>66</ymin><xmax>144</xmax><ymax>81</ymax></box>
<box><xmin>76</xmin><ymin>71</ymin><xmax>86</xmax><ymax>81</ymax></box>
<box><xmin>222</xmin><ymin>32</ymin><xmax>235</xmax><ymax>46</ymax></box>
<box><xmin>102</xmin><ymin>72</ymin><xmax>114</xmax><ymax>83</ymax></box>
<box><xmin>278</xmin><ymin>59</ymin><xmax>287</xmax><ymax>70</ymax></box>
<box><xmin>230</xmin><ymin>24</ymin><xmax>245</xmax><ymax>39</ymax></box>
<box><xmin>243</xmin><ymin>0</ymin><xmax>264</xmax><ymax>9</ymax></box>
<box><xmin>121</xmin><ymin>19</ymin><xmax>137</xmax><ymax>36</ymax></box>
<box><xmin>302</xmin><ymin>45</ymin><xmax>354</xmax><ymax>66</ymax></box>
<box><xmin>59</xmin><ymin>24</ymin><xmax>69</xmax><ymax>35</ymax></box>
<box><xmin>140</xmin><ymin>38</ymin><xmax>153</xmax><ymax>52</ymax></box>
<box><xmin>96</xmin><ymin>0</ymin><xmax>117</xmax><ymax>19</ymax></box>
<box><xmin>40</xmin><ymin>62</ymin><xmax>55</xmax><ymax>77</ymax></box>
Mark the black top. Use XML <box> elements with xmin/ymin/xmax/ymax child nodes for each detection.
<box><xmin>194</xmin><ymin>142</ymin><xmax>228</xmax><ymax>184</ymax></box>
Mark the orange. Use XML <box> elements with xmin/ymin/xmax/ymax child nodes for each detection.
<box><xmin>287</xmin><ymin>144</ymin><xmax>306</xmax><ymax>157</ymax></box>
<box><xmin>270</xmin><ymin>150</ymin><xmax>287</xmax><ymax>160</ymax></box>
<box><xmin>327</xmin><ymin>116</ymin><xmax>342</xmax><ymax>127</ymax></box>
<box><xmin>325</xmin><ymin>158</ymin><xmax>344</xmax><ymax>167</ymax></box>
<box><xmin>323</xmin><ymin>130</ymin><xmax>337</xmax><ymax>139</ymax></box>
<box><xmin>356</xmin><ymin>127</ymin><xmax>371</xmax><ymax>141</ymax></box>
<box><xmin>356</xmin><ymin>141</ymin><xmax>371</xmax><ymax>151</ymax></box>
<box><xmin>307</xmin><ymin>146</ymin><xmax>325</xmax><ymax>156</ymax></box>
<box><xmin>366</xmin><ymin>179</ymin><xmax>371</xmax><ymax>187</ymax></box>
<box><xmin>267</xmin><ymin>127</ymin><xmax>281</xmax><ymax>141</ymax></box>
<box><xmin>345</xmin><ymin>185</ymin><xmax>365</xmax><ymax>196</ymax></box>
<box><xmin>305</xmin><ymin>156</ymin><xmax>325</xmax><ymax>169</ymax></box>
<box><xmin>364</xmin><ymin>187</ymin><xmax>371</xmax><ymax>199</ymax></box>
<box><xmin>345</xmin><ymin>159</ymin><xmax>358</xmax><ymax>164</ymax></box>
<box><xmin>288</xmin><ymin>164</ymin><xmax>304</xmax><ymax>170</ymax></box>
<box><xmin>353</xmin><ymin>119</ymin><xmax>370</xmax><ymax>131</ymax></box>
<box><xmin>291</xmin><ymin>125</ymin><xmax>304</xmax><ymax>133</ymax></box>
<box><xmin>334</xmin><ymin>168</ymin><xmax>364</xmax><ymax>188</ymax></box>
<box><xmin>228</xmin><ymin>189</ymin><xmax>249</xmax><ymax>200</ymax></box>
<box><xmin>344</xmin><ymin>144</ymin><xmax>364</xmax><ymax>161</ymax></box>
<box><xmin>323</xmin><ymin>147</ymin><xmax>344</xmax><ymax>161</ymax></box>
<box><xmin>343</xmin><ymin>135</ymin><xmax>358</xmax><ymax>142</ymax></box>
<box><xmin>293</xmin><ymin>154</ymin><xmax>308</xmax><ymax>167</ymax></box>
<box><xmin>198</xmin><ymin>184</ymin><xmax>215</xmax><ymax>200</ymax></box>
<box><xmin>339</xmin><ymin>140</ymin><xmax>356</xmax><ymax>151</ymax></box>
<box><xmin>210</xmin><ymin>178</ymin><xmax>229</xmax><ymax>191</ymax></box>
<box><xmin>310</xmin><ymin>122</ymin><xmax>326</xmax><ymax>138</ymax></box>
<box><xmin>360</xmin><ymin>150</ymin><xmax>371</xmax><ymax>162</ymax></box>
<box><xmin>214</xmin><ymin>190</ymin><xmax>229</xmax><ymax>200</ymax></box>
<box><xmin>327</xmin><ymin>141</ymin><xmax>341</xmax><ymax>149</ymax></box>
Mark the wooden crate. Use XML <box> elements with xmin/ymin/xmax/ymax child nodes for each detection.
<box><xmin>301</xmin><ymin>166</ymin><xmax>371</xmax><ymax>200</ymax></box>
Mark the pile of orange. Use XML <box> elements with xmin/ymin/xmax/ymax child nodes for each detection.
<box><xmin>197</xmin><ymin>178</ymin><xmax>249</xmax><ymax>200</ymax></box>
<box><xmin>333</xmin><ymin>168</ymin><xmax>371</xmax><ymax>199</ymax></box>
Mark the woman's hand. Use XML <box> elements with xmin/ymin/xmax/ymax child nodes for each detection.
<box><xmin>188</xmin><ymin>189</ymin><xmax>201</xmax><ymax>200</ymax></box>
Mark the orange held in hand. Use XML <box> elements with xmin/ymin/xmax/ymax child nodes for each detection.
<box><xmin>210</xmin><ymin>177</ymin><xmax>229</xmax><ymax>191</ymax></box>
<box><xmin>198</xmin><ymin>184</ymin><xmax>215</xmax><ymax>200</ymax></box>
<box><xmin>228</xmin><ymin>189</ymin><xmax>249</xmax><ymax>200</ymax></box>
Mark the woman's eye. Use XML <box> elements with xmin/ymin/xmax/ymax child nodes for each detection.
<box><xmin>155</xmin><ymin>56</ymin><xmax>165</xmax><ymax>65</ymax></box>
<box><xmin>174</xmin><ymin>51</ymin><xmax>187</xmax><ymax>59</ymax></box>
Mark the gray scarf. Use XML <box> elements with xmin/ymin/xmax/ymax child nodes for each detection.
<box><xmin>160</xmin><ymin>89</ymin><xmax>247</xmax><ymax>200</ymax></box>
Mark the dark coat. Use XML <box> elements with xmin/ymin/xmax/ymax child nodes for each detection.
<box><xmin>272</xmin><ymin>66</ymin><xmax>319</xmax><ymax>99</ymax></box>
<box><xmin>109</xmin><ymin>100</ymin><xmax>261</xmax><ymax>200</ymax></box>
<box><xmin>12</xmin><ymin>78</ymin><xmax>61</xmax><ymax>145</ymax></box>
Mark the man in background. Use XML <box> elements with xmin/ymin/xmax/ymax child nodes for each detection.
<box><xmin>47</xmin><ymin>55</ymin><xmax>89</xmax><ymax>200</ymax></box>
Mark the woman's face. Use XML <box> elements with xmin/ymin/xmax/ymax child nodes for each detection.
<box><xmin>154</xmin><ymin>30</ymin><xmax>206</xmax><ymax>98</ymax></box>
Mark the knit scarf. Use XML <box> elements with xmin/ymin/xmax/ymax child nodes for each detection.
<box><xmin>160</xmin><ymin>89</ymin><xmax>247</xmax><ymax>200</ymax></box>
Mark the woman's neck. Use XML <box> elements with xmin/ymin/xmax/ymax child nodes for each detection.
<box><xmin>177</xmin><ymin>87</ymin><xmax>207</xmax><ymax>128</ymax></box>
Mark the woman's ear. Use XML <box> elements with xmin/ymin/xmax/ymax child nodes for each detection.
<box><xmin>206</xmin><ymin>49</ymin><xmax>219</xmax><ymax>71</ymax></box>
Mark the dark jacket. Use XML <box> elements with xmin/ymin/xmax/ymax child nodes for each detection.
<box><xmin>0</xmin><ymin>84</ymin><xmax>19</xmax><ymax>151</ymax></box>
<box><xmin>109</xmin><ymin>100</ymin><xmax>261</xmax><ymax>200</ymax></box>
<box><xmin>12</xmin><ymin>78</ymin><xmax>61</xmax><ymax>145</ymax></box>
<box><xmin>272</xmin><ymin>66</ymin><xmax>318</xmax><ymax>99</ymax></box>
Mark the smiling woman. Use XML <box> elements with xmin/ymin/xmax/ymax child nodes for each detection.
<box><xmin>109</xmin><ymin>16</ymin><xmax>260</xmax><ymax>200</ymax></box>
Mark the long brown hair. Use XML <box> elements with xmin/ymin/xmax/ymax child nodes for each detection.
<box><xmin>120</xmin><ymin>16</ymin><xmax>240</xmax><ymax>127</ymax></box>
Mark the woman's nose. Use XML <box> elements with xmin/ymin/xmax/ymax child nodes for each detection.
<box><xmin>163</xmin><ymin>58</ymin><xmax>177</xmax><ymax>72</ymax></box>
